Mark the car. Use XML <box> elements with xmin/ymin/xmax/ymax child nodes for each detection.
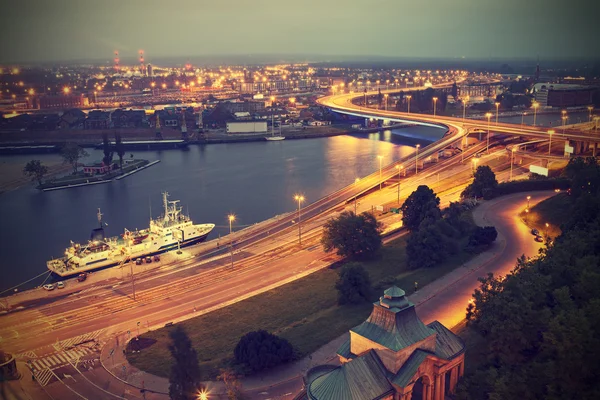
<box><xmin>135</xmin><ymin>258</ymin><xmax>143</xmax><ymax>265</ymax></box>
<box><xmin>531</xmin><ymin>228</ymin><xmax>539</xmax><ymax>236</ymax></box>
<box><xmin>57</xmin><ymin>281</ymin><xmax>65</xmax><ymax>289</ymax></box>
<box><xmin>145</xmin><ymin>256</ymin><xmax>152</xmax><ymax>263</ymax></box>
<box><xmin>43</xmin><ymin>284</ymin><xmax>55</xmax><ymax>291</ymax></box>
<box><xmin>534</xmin><ymin>235</ymin><xmax>544</xmax><ymax>242</ymax></box>
<box><xmin>153</xmin><ymin>255</ymin><xmax>160</xmax><ymax>262</ymax></box>
<box><xmin>77</xmin><ymin>273</ymin><xmax>88</xmax><ymax>282</ymax></box>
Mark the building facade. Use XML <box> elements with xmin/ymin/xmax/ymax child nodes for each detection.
<box><xmin>301</xmin><ymin>287</ymin><xmax>465</xmax><ymax>400</ymax></box>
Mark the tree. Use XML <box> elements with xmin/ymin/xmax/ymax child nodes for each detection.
<box><xmin>461</xmin><ymin>165</ymin><xmax>498</xmax><ymax>200</ymax></box>
<box><xmin>321</xmin><ymin>211</ymin><xmax>383</xmax><ymax>260</ymax></box>
<box><xmin>468</xmin><ymin>226</ymin><xmax>498</xmax><ymax>248</ymax></box>
<box><xmin>102</xmin><ymin>132</ymin><xmax>113</xmax><ymax>167</ymax></box>
<box><xmin>60</xmin><ymin>142</ymin><xmax>89</xmax><ymax>174</ymax></box>
<box><xmin>217</xmin><ymin>369</ymin><xmax>244</xmax><ymax>400</ymax></box>
<box><xmin>234</xmin><ymin>330</ymin><xmax>293</xmax><ymax>372</ymax></box>
<box><xmin>23</xmin><ymin>160</ymin><xmax>48</xmax><ymax>185</ymax></box>
<box><xmin>115</xmin><ymin>132</ymin><xmax>125</xmax><ymax>170</ymax></box>
<box><xmin>406</xmin><ymin>220</ymin><xmax>457</xmax><ymax>269</ymax></box>
<box><xmin>168</xmin><ymin>326</ymin><xmax>204</xmax><ymax>400</ymax></box>
<box><xmin>401</xmin><ymin>185</ymin><xmax>442</xmax><ymax>232</ymax></box>
<box><xmin>335</xmin><ymin>263</ymin><xmax>371</xmax><ymax>305</ymax></box>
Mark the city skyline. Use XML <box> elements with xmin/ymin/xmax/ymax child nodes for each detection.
<box><xmin>1</xmin><ymin>0</ymin><xmax>599</xmax><ymax>64</ymax></box>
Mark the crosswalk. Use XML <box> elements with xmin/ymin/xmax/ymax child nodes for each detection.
<box><xmin>52</xmin><ymin>328</ymin><xmax>105</xmax><ymax>351</ymax></box>
<box><xmin>30</xmin><ymin>347</ymin><xmax>95</xmax><ymax>372</ymax></box>
<box><xmin>34</xmin><ymin>368</ymin><xmax>55</xmax><ymax>387</ymax></box>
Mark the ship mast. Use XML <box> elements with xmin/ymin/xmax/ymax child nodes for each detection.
<box><xmin>162</xmin><ymin>192</ymin><xmax>169</xmax><ymax>223</ymax></box>
<box><xmin>97</xmin><ymin>208</ymin><xmax>103</xmax><ymax>228</ymax></box>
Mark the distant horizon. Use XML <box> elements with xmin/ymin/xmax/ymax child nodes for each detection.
<box><xmin>3</xmin><ymin>53</ymin><xmax>599</xmax><ymax>68</ymax></box>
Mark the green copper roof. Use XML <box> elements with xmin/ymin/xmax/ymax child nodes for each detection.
<box><xmin>350</xmin><ymin>287</ymin><xmax>435</xmax><ymax>352</ymax></box>
<box><xmin>307</xmin><ymin>351</ymin><xmax>394</xmax><ymax>400</ymax></box>
<box><xmin>392</xmin><ymin>349</ymin><xmax>431</xmax><ymax>387</ymax></box>
<box><xmin>427</xmin><ymin>321</ymin><xmax>465</xmax><ymax>360</ymax></box>
<box><xmin>336</xmin><ymin>339</ymin><xmax>353</xmax><ymax>360</ymax></box>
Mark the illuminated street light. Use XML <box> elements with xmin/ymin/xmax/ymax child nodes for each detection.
<box><xmin>395</xmin><ymin>165</ymin><xmax>403</xmax><ymax>205</ymax></box>
<box><xmin>384</xmin><ymin>93</ymin><xmax>389</xmax><ymax>111</ymax></box>
<box><xmin>63</xmin><ymin>87</ymin><xmax>70</xmax><ymax>95</ymax></box>
<box><xmin>527</xmin><ymin>195</ymin><xmax>531</xmax><ymax>209</ymax></box>
<box><xmin>485</xmin><ymin>112</ymin><xmax>492</xmax><ymax>153</ymax></box>
<box><xmin>495</xmin><ymin>102</ymin><xmax>500</xmax><ymax>124</ymax></box>
<box><xmin>548</xmin><ymin>129</ymin><xmax>554</xmax><ymax>155</ymax></box>
<box><xmin>521</xmin><ymin>112</ymin><xmax>527</xmax><ymax>127</ymax></box>
<box><xmin>294</xmin><ymin>195</ymin><xmax>305</xmax><ymax>245</ymax></box>
<box><xmin>462</xmin><ymin>96</ymin><xmax>469</xmax><ymax>120</ymax></box>
<box><xmin>532</xmin><ymin>102</ymin><xmax>539</xmax><ymax>126</ymax></box>
<box><xmin>228</xmin><ymin>214</ymin><xmax>235</xmax><ymax>269</ymax></box>
<box><xmin>406</xmin><ymin>95</ymin><xmax>412</xmax><ymax>114</ymax></box>
<box><xmin>415</xmin><ymin>144</ymin><xmax>420</xmax><ymax>174</ymax></box>
<box><xmin>509</xmin><ymin>147</ymin><xmax>516</xmax><ymax>181</ymax></box>
<box><xmin>377</xmin><ymin>155</ymin><xmax>384</xmax><ymax>190</ymax></box>
<box><xmin>197</xmin><ymin>389</ymin><xmax>208</xmax><ymax>400</ymax></box>
<box><xmin>525</xmin><ymin>208</ymin><xmax>529</xmax><ymax>222</ymax></box>
<box><xmin>432</xmin><ymin>96</ymin><xmax>438</xmax><ymax>116</ymax></box>
<box><xmin>471</xmin><ymin>157</ymin><xmax>479</xmax><ymax>175</ymax></box>
<box><xmin>562</xmin><ymin>115</ymin><xmax>568</xmax><ymax>133</ymax></box>
<box><xmin>588</xmin><ymin>106</ymin><xmax>594</xmax><ymax>122</ymax></box>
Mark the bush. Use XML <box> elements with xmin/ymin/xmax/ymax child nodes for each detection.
<box><xmin>468</xmin><ymin>226</ymin><xmax>498</xmax><ymax>248</ymax></box>
<box><xmin>335</xmin><ymin>263</ymin><xmax>371</xmax><ymax>305</ymax></box>
<box><xmin>234</xmin><ymin>330</ymin><xmax>293</xmax><ymax>372</ymax></box>
<box><xmin>492</xmin><ymin>178</ymin><xmax>570</xmax><ymax>198</ymax></box>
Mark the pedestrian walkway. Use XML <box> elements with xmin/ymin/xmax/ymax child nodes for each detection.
<box><xmin>100</xmin><ymin>192</ymin><xmax>554</xmax><ymax>397</ymax></box>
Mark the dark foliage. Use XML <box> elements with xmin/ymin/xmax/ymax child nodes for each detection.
<box><xmin>492</xmin><ymin>178</ymin><xmax>570</xmax><ymax>198</ymax></box>
<box><xmin>115</xmin><ymin>132</ymin><xmax>125</xmax><ymax>170</ymax></box>
<box><xmin>234</xmin><ymin>331</ymin><xmax>293</xmax><ymax>372</ymax></box>
<box><xmin>321</xmin><ymin>211</ymin><xmax>383</xmax><ymax>260</ymax></box>
<box><xmin>406</xmin><ymin>219</ymin><xmax>458</xmax><ymax>269</ymax></box>
<box><xmin>60</xmin><ymin>142</ymin><xmax>89</xmax><ymax>174</ymax></box>
<box><xmin>468</xmin><ymin>226</ymin><xmax>498</xmax><ymax>248</ymax></box>
<box><xmin>168</xmin><ymin>326</ymin><xmax>204</xmax><ymax>400</ymax></box>
<box><xmin>102</xmin><ymin>132</ymin><xmax>113</xmax><ymax>166</ymax></box>
<box><xmin>461</xmin><ymin>165</ymin><xmax>498</xmax><ymax>200</ymax></box>
<box><xmin>457</xmin><ymin>158</ymin><xmax>600</xmax><ymax>399</ymax></box>
<box><xmin>23</xmin><ymin>159</ymin><xmax>48</xmax><ymax>185</ymax></box>
<box><xmin>401</xmin><ymin>185</ymin><xmax>442</xmax><ymax>231</ymax></box>
<box><xmin>335</xmin><ymin>263</ymin><xmax>371</xmax><ymax>305</ymax></box>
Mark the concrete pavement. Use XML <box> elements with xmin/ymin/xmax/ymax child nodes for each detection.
<box><xmin>101</xmin><ymin>191</ymin><xmax>554</xmax><ymax>399</ymax></box>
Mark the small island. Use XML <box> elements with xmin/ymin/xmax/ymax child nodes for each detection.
<box><xmin>23</xmin><ymin>134</ymin><xmax>159</xmax><ymax>191</ymax></box>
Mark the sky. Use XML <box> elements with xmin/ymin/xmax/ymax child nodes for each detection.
<box><xmin>0</xmin><ymin>0</ymin><xmax>599</xmax><ymax>64</ymax></box>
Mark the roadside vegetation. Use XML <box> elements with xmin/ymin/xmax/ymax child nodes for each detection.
<box><xmin>128</xmin><ymin>185</ymin><xmax>488</xmax><ymax>380</ymax></box>
<box><xmin>456</xmin><ymin>156</ymin><xmax>600</xmax><ymax>399</ymax></box>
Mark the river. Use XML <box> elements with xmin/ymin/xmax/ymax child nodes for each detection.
<box><xmin>0</xmin><ymin>125</ymin><xmax>445</xmax><ymax>293</ymax></box>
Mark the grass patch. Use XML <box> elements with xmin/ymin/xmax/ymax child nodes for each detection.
<box><xmin>519</xmin><ymin>192</ymin><xmax>571</xmax><ymax>238</ymax></box>
<box><xmin>128</xmin><ymin>219</ymin><xmax>480</xmax><ymax>380</ymax></box>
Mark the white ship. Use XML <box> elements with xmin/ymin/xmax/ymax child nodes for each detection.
<box><xmin>47</xmin><ymin>192</ymin><xmax>215</xmax><ymax>277</ymax></box>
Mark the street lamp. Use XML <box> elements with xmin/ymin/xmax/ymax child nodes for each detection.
<box><xmin>548</xmin><ymin>129</ymin><xmax>554</xmax><ymax>155</ymax></box>
<box><xmin>588</xmin><ymin>106</ymin><xmax>594</xmax><ymax>122</ymax></box>
<box><xmin>395</xmin><ymin>165</ymin><xmax>403</xmax><ymax>204</ymax></box>
<box><xmin>545</xmin><ymin>222</ymin><xmax>549</xmax><ymax>237</ymax></box>
<box><xmin>485</xmin><ymin>112</ymin><xmax>492</xmax><ymax>153</ymax></box>
<box><xmin>532</xmin><ymin>102</ymin><xmax>539</xmax><ymax>126</ymax></box>
<box><xmin>562</xmin><ymin>115</ymin><xmax>568</xmax><ymax>134</ymax></box>
<box><xmin>386</xmin><ymin>79</ymin><xmax>390</xmax><ymax>91</ymax></box>
<box><xmin>509</xmin><ymin>147</ymin><xmax>516</xmax><ymax>181</ymax></box>
<box><xmin>406</xmin><ymin>95</ymin><xmax>412</xmax><ymax>114</ymax></box>
<box><xmin>495</xmin><ymin>102</ymin><xmax>500</xmax><ymax>124</ymax></box>
<box><xmin>197</xmin><ymin>389</ymin><xmax>208</xmax><ymax>400</ymax></box>
<box><xmin>228</xmin><ymin>214</ymin><xmax>235</xmax><ymax>269</ymax></box>
<box><xmin>432</xmin><ymin>96</ymin><xmax>438</xmax><ymax>116</ymax></box>
<box><xmin>294</xmin><ymin>194</ymin><xmax>305</xmax><ymax>245</ymax></box>
<box><xmin>270</xmin><ymin>96</ymin><xmax>276</xmax><ymax>134</ymax></box>
<box><xmin>525</xmin><ymin>208</ymin><xmax>529</xmax><ymax>222</ymax></box>
<box><xmin>384</xmin><ymin>93</ymin><xmax>389</xmax><ymax>111</ymax></box>
<box><xmin>471</xmin><ymin>157</ymin><xmax>479</xmax><ymax>175</ymax></box>
<box><xmin>377</xmin><ymin>155</ymin><xmax>383</xmax><ymax>190</ymax></box>
<box><xmin>521</xmin><ymin>112</ymin><xmax>527</xmax><ymax>127</ymax></box>
<box><xmin>354</xmin><ymin>178</ymin><xmax>360</xmax><ymax>213</ymax></box>
<box><xmin>527</xmin><ymin>195</ymin><xmax>531</xmax><ymax>209</ymax></box>
<box><xmin>462</xmin><ymin>96</ymin><xmax>469</xmax><ymax>120</ymax></box>
<box><xmin>415</xmin><ymin>144</ymin><xmax>420</xmax><ymax>174</ymax></box>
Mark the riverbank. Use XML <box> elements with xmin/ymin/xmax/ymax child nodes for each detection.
<box><xmin>0</xmin><ymin>122</ymin><xmax>426</xmax><ymax>151</ymax></box>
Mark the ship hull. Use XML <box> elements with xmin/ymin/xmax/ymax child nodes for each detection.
<box><xmin>48</xmin><ymin>231</ymin><xmax>211</xmax><ymax>277</ymax></box>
